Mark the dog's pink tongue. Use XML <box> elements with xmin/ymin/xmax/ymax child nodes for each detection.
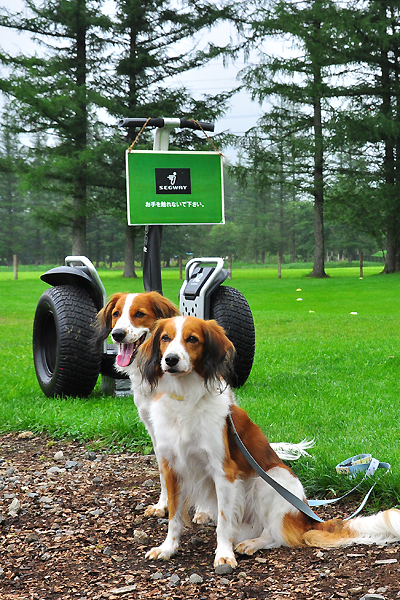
<box><xmin>116</xmin><ymin>343</ymin><xmax>135</xmax><ymax>367</ymax></box>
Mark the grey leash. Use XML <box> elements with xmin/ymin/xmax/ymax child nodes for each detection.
<box><xmin>228</xmin><ymin>413</ymin><xmax>391</xmax><ymax>523</ymax></box>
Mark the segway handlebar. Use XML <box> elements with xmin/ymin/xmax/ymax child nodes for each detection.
<box><xmin>118</xmin><ymin>117</ymin><xmax>214</xmax><ymax>132</ymax></box>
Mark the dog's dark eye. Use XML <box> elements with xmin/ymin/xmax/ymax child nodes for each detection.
<box><xmin>186</xmin><ymin>335</ymin><xmax>199</xmax><ymax>344</ymax></box>
<box><xmin>112</xmin><ymin>311</ymin><xmax>119</xmax><ymax>318</ymax></box>
<box><xmin>161</xmin><ymin>334</ymin><xmax>171</xmax><ymax>342</ymax></box>
<box><xmin>135</xmin><ymin>311</ymin><xmax>145</xmax><ymax>318</ymax></box>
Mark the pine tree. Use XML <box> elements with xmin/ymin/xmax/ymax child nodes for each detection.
<box><xmin>237</xmin><ymin>0</ymin><xmax>350</xmax><ymax>276</ymax></box>
<box><xmin>0</xmin><ymin>0</ymin><xmax>112</xmax><ymax>255</ymax></box>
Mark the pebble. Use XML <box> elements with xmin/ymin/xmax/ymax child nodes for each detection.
<box><xmin>8</xmin><ymin>498</ymin><xmax>21</xmax><ymax>516</ymax></box>
<box><xmin>39</xmin><ymin>497</ymin><xmax>53</xmax><ymax>504</ymax></box>
<box><xmin>150</xmin><ymin>572</ymin><xmax>164</xmax><ymax>581</ymax></box>
<box><xmin>133</xmin><ymin>529</ymin><xmax>148</xmax><ymax>542</ymax></box>
<box><xmin>89</xmin><ymin>509</ymin><xmax>103</xmax><ymax>516</ymax></box>
<box><xmin>26</xmin><ymin>532</ymin><xmax>39</xmax><ymax>543</ymax></box>
<box><xmin>215</xmin><ymin>563</ymin><xmax>233</xmax><ymax>575</ymax></box>
<box><xmin>135</xmin><ymin>503</ymin><xmax>146</xmax><ymax>511</ymax></box>
<box><xmin>5</xmin><ymin>468</ymin><xmax>15</xmax><ymax>476</ymax></box>
<box><xmin>103</xmin><ymin>546</ymin><xmax>113</xmax><ymax>556</ymax></box>
<box><xmin>85</xmin><ymin>452</ymin><xmax>97</xmax><ymax>461</ymax></box>
<box><xmin>220</xmin><ymin>578</ymin><xmax>230</xmax><ymax>585</ymax></box>
<box><xmin>169</xmin><ymin>574</ymin><xmax>180</xmax><ymax>587</ymax></box>
<box><xmin>47</xmin><ymin>466</ymin><xmax>64</xmax><ymax>476</ymax></box>
<box><xmin>349</xmin><ymin>588</ymin><xmax>363</xmax><ymax>596</ymax></box>
<box><xmin>92</xmin><ymin>477</ymin><xmax>102</xmax><ymax>484</ymax></box>
<box><xmin>143</xmin><ymin>479</ymin><xmax>154</xmax><ymax>488</ymax></box>
<box><xmin>65</xmin><ymin>460</ymin><xmax>79</xmax><ymax>470</ymax></box>
<box><xmin>189</xmin><ymin>573</ymin><xmax>203</xmax><ymax>584</ymax></box>
<box><xmin>53</xmin><ymin>451</ymin><xmax>64</xmax><ymax>462</ymax></box>
<box><xmin>40</xmin><ymin>552</ymin><xmax>51</xmax><ymax>561</ymax></box>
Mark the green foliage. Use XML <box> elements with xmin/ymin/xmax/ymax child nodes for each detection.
<box><xmin>1</xmin><ymin>265</ymin><xmax>400</xmax><ymax>507</ymax></box>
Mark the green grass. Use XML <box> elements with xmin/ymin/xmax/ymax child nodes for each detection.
<box><xmin>1</xmin><ymin>263</ymin><xmax>399</xmax><ymax>508</ymax></box>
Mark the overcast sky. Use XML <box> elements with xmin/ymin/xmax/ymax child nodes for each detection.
<box><xmin>0</xmin><ymin>0</ymin><xmax>280</xmax><ymax>158</ymax></box>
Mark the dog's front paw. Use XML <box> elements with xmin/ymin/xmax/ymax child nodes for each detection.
<box><xmin>144</xmin><ymin>503</ymin><xmax>167</xmax><ymax>518</ymax></box>
<box><xmin>235</xmin><ymin>539</ymin><xmax>258</xmax><ymax>555</ymax></box>
<box><xmin>145</xmin><ymin>544</ymin><xmax>176</xmax><ymax>561</ymax></box>
<box><xmin>214</xmin><ymin>553</ymin><xmax>237</xmax><ymax>570</ymax></box>
<box><xmin>192</xmin><ymin>510</ymin><xmax>213</xmax><ymax>525</ymax></box>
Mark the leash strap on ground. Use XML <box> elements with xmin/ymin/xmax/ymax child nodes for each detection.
<box><xmin>309</xmin><ymin>454</ymin><xmax>391</xmax><ymax>521</ymax></box>
<box><xmin>228</xmin><ymin>413</ymin><xmax>324</xmax><ymax>523</ymax></box>
<box><xmin>228</xmin><ymin>413</ymin><xmax>391</xmax><ymax>524</ymax></box>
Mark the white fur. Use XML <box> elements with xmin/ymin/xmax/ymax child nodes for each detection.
<box><xmin>112</xmin><ymin>294</ymin><xmax>168</xmax><ymax>517</ymax></box>
<box><xmin>143</xmin><ymin>316</ymin><xmax>400</xmax><ymax>567</ymax></box>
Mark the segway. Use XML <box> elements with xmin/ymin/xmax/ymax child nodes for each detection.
<box><xmin>32</xmin><ymin>118</ymin><xmax>255</xmax><ymax>397</ymax></box>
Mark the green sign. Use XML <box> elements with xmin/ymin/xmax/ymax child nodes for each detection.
<box><xmin>126</xmin><ymin>150</ymin><xmax>224</xmax><ymax>225</ymax></box>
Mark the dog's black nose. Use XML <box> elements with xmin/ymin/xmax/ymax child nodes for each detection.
<box><xmin>165</xmin><ymin>354</ymin><xmax>179</xmax><ymax>367</ymax></box>
<box><xmin>112</xmin><ymin>329</ymin><xmax>126</xmax><ymax>343</ymax></box>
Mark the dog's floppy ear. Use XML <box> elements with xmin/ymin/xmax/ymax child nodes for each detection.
<box><xmin>93</xmin><ymin>293</ymin><xmax>125</xmax><ymax>351</ymax></box>
<box><xmin>149</xmin><ymin>292</ymin><xmax>180</xmax><ymax>320</ymax></box>
<box><xmin>202</xmin><ymin>319</ymin><xmax>236</xmax><ymax>390</ymax></box>
<box><xmin>138</xmin><ymin>319</ymin><xmax>165</xmax><ymax>391</ymax></box>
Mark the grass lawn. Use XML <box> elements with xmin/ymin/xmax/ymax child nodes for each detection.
<box><xmin>0</xmin><ymin>263</ymin><xmax>399</xmax><ymax>508</ymax></box>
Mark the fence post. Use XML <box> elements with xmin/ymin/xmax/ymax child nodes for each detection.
<box><xmin>13</xmin><ymin>255</ymin><xmax>18</xmax><ymax>280</ymax></box>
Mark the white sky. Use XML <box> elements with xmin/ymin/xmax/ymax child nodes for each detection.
<box><xmin>0</xmin><ymin>0</ymin><xmax>286</xmax><ymax>159</ymax></box>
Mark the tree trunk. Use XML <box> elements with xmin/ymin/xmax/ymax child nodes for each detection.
<box><xmin>309</xmin><ymin>56</ymin><xmax>328</xmax><ymax>278</ymax></box>
<box><xmin>71</xmin><ymin>0</ymin><xmax>87</xmax><ymax>256</ymax></box>
<box><xmin>123</xmin><ymin>224</ymin><xmax>138</xmax><ymax>277</ymax></box>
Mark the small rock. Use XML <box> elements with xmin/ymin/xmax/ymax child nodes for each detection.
<box><xmin>92</xmin><ymin>477</ymin><xmax>102</xmax><ymax>484</ymax></box>
<box><xmin>169</xmin><ymin>573</ymin><xmax>180</xmax><ymax>587</ymax></box>
<box><xmin>108</xmin><ymin>585</ymin><xmax>137</xmax><ymax>595</ymax></box>
<box><xmin>215</xmin><ymin>563</ymin><xmax>233</xmax><ymax>575</ymax></box>
<box><xmin>53</xmin><ymin>451</ymin><xmax>64</xmax><ymax>461</ymax></box>
<box><xmin>135</xmin><ymin>503</ymin><xmax>146</xmax><ymax>511</ymax></box>
<box><xmin>40</xmin><ymin>552</ymin><xmax>51</xmax><ymax>561</ymax></box>
<box><xmin>26</xmin><ymin>532</ymin><xmax>39</xmax><ymax>543</ymax></box>
<box><xmin>189</xmin><ymin>573</ymin><xmax>203</xmax><ymax>584</ymax></box>
<box><xmin>190</xmin><ymin>535</ymin><xmax>204</xmax><ymax>546</ymax></box>
<box><xmin>18</xmin><ymin>431</ymin><xmax>34</xmax><ymax>439</ymax></box>
<box><xmin>103</xmin><ymin>546</ymin><xmax>113</xmax><ymax>556</ymax></box>
<box><xmin>157</xmin><ymin>518</ymin><xmax>168</xmax><ymax>525</ymax></box>
<box><xmin>315</xmin><ymin>550</ymin><xmax>324</xmax><ymax>559</ymax></box>
<box><xmin>39</xmin><ymin>496</ymin><xmax>53</xmax><ymax>504</ymax></box>
<box><xmin>8</xmin><ymin>498</ymin><xmax>21</xmax><ymax>516</ymax></box>
<box><xmin>65</xmin><ymin>460</ymin><xmax>78</xmax><ymax>469</ymax></box>
<box><xmin>5</xmin><ymin>468</ymin><xmax>15</xmax><ymax>476</ymax></box>
<box><xmin>47</xmin><ymin>466</ymin><xmax>63</xmax><ymax>476</ymax></box>
<box><xmin>143</xmin><ymin>479</ymin><xmax>154</xmax><ymax>488</ymax></box>
<box><xmin>220</xmin><ymin>578</ymin><xmax>230</xmax><ymax>585</ymax></box>
<box><xmin>238</xmin><ymin>572</ymin><xmax>247</xmax><ymax>579</ymax></box>
<box><xmin>349</xmin><ymin>588</ymin><xmax>363</xmax><ymax>596</ymax></box>
<box><xmin>150</xmin><ymin>572</ymin><xmax>164</xmax><ymax>581</ymax></box>
<box><xmin>85</xmin><ymin>451</ymin><xmax>97</xmax><ymax>461</ymax></box>
<box><xmin>133</xmin><ymin>529</ymin><xmax>148</xmax><ymax>542</ymax></box>
<box><xmin>89</xmin><ymin>509</ymin><xmax>103</xmax><ymax>517</ymax></box>
<box><xmin>26</xmin><ymin>492</ymin><xmax>39</xmax><ymax>498</ymax></box>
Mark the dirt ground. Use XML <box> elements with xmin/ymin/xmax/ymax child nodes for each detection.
<box><xmin>0</xmin><ymin>432</ymin><xmax>399</xmax><ymax>600</ymax></box>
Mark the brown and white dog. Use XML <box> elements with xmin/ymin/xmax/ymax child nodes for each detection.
<box><xmin>138</xmin><ymin>316</ymin><xmax>400</xmax><ymax>569</ymax></box>
<box><xmin>96</xmin><ymin>291</ymin><xmax>179</xmax><ymax>516</ymax></box>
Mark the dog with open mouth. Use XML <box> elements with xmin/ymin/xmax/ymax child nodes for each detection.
<box><xmin>95</xmin><ymin>291</ymin><xmax>180</xmax><ymax>516</ymax></box>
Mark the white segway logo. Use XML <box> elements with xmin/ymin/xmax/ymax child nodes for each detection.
<box><xmin>155</xmin><ymin>168</ymin><xmax>191</xmax><ymax>194</ymax></box>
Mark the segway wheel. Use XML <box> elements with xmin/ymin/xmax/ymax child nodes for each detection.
<box><xmin>210</xmin><ymin>286</ymin><xmax>255</xmax><ymax>387</ymax></box>
<box><xmin>33</xmin><ymin>285</ymin><xmax>102</xmax><ymax>398</ymax></box>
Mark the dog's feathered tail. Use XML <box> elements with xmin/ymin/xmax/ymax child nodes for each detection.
<box><xmin>299</xmin><ymin>509</ymin><xmax>400</xmax><ymax>548</ymax></box>
<box><xmin>271</xmin><ymin>439</ymin><xmax>315</xmax><ymax>461</ymax></box>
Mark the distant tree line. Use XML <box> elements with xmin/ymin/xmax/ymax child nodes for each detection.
<box><xmin>0</xmin><ymin>0</ymin><xmax>398</xmax><ymax>274</ymax></box>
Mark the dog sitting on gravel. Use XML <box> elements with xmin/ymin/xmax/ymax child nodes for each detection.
<box><xmin>138</xmin><ymin>315</ymin><xmax>400</xmax><ymax>570</ymax></box>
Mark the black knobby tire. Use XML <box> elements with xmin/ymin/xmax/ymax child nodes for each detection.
<box><xmin>210</xmin><ymin>286</ymin><xmax>255</xmax><ymax>388</ymax></box>
<box><xmin>33</xmin><ymin>285</ymin><xmax>102</xmax><ymax>398</ymax></box>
